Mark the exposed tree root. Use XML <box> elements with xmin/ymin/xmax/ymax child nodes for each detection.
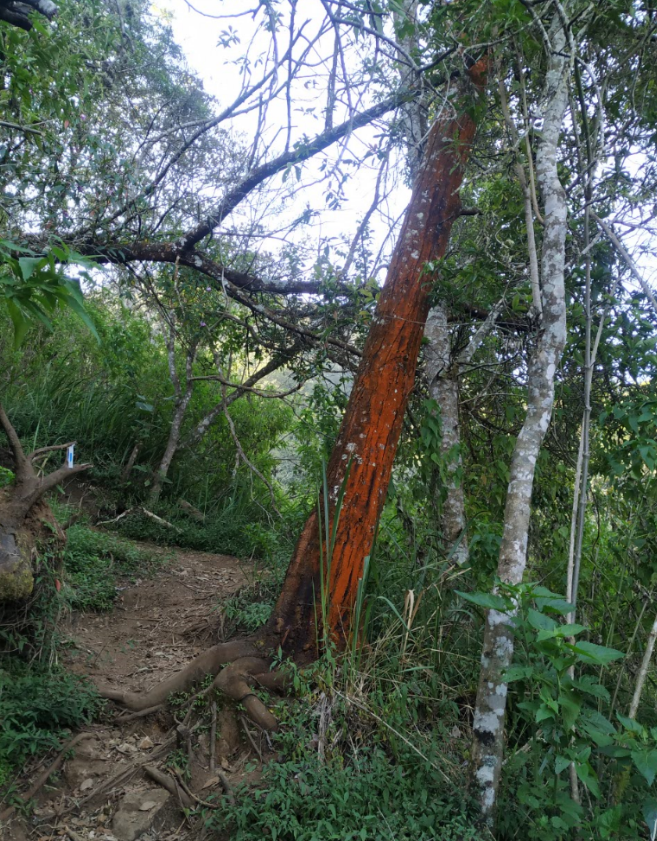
<box><xmin>213</xmin><ymin>656</ymin><xmax>279</xmax><ymax>731</ymax></box>
<box><xmin>98</xmin><ymin>640</ymin><xmax>259</xmax><ymax>710</ymax></box>
<box><xmin>98</xmin><ymin>637</ymin><xmax>296</xmax><ymax>733</ymax></box>
<box><xmin>144</xmin><ymin>764</ymin><xmax>193</xmax><ymax>810</ymax></box>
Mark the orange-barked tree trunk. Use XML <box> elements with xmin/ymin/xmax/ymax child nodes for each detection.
<box><xmin>267</xmin><ymin>58</ymin><xmax>488</xmax><ymax>657</ymax></box>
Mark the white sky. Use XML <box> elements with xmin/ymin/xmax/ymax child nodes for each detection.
<box><xmin>153</xmin><ymin>0</ymin><xmax>410</xmax><ymax>277</ymax></box>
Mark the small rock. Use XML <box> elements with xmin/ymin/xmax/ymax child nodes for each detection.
<box><xmin>111</xmin><ymin>789</ymin><xmax>170</xmax><ymax>841</ymax></box>
<box><xmin>138</xmin><ymin>736</ymin><xmax>153</xmax><ymax>750</ymax></box>
<box><xmin>116</xmin><ymin>742</ymin><xmax>137</xmax><ymax>755</ymax></box>
<box><xmin>81</xmin><ymin>778</ymin><xmax>95</xmax><ymax>791</ymax></box>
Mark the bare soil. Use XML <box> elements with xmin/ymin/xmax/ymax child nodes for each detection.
<box><xmin>2</xmin><ymin>542</ymin><xmax>269</xmax><ymax>841</ymax></box>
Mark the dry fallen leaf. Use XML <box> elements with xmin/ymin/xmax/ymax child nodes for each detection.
<box><xmin>80</xmin><ymin>778</ymin><xmax>95</xmax><ymax>791</ymax></box>
<box><xmin>139</xmin><ymin>801</ymin><xmax>158</xmax><ymax>811</ymax></box>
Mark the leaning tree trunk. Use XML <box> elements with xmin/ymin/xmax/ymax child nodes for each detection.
<box><xmin>97</xmin><ymin>57</ymin><xmax>488</xmax><ymax>724</ymax></box>
<box><xmin>267</xmin><ymin>57</ymin><xmax>488</xmax><ymax>656</ymax></box>
<box><xmin>470</xmin><ymin>14</ymin><xmax>570</xmax><ymax>825</ymax></box>
<box><xmin>0</xmin><ymin>404</ymin><xmax>90</xmax><ymax>601</ymax></box>
<box><xmin>393</xmin><ymin>0</ymin><xmax>469</xmax><ymax>566</ymax></box>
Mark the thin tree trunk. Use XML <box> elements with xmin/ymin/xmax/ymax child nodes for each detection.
<box><xmin>149</xmin><ymin>327</ymin><xmax>195</xmax><ymax>505</ymax></box>
<box><xmin>470</xmin><ymin>16</ymin><xmax>570</xmax><ymax>823</ymax></box>
<box><xmin>629</xmin><ymin>611</ymin><xmax>657</xmax><ymax>720</ymax></box>
<box><xmin>149</xmin><ymin>392</ymin><xmax>192</xmax><ymax>504</ymax></box>
<box><xmin>425</xmin><ymin>307</ymin><xmax>468</xmax><ymax>564</ymax></box>
<box><xmin>268</xmin><ymin>57</ymin><xmax>488</xmax><ymax>656</ymax></box>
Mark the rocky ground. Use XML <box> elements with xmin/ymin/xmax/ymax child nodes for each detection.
<box><xmin>2</xmin><ymin>544</ymin><xmax>269</xmax><ymax>841</ymax></box>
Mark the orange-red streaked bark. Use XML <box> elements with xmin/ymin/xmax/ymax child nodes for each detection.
<box><xmin>268</xmin><ymin>58</ymin><xmax>488</xmax><ymax>655</ymax></box>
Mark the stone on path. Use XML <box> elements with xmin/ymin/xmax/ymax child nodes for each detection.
<box><xmin>111</xmin><ymin>789</ymin><xmax>170</xmax><ymax>841</ymax></box>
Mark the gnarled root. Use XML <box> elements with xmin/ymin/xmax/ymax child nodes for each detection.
<box><xmin>98</xmin><ymin>639</ymin><xmax>259</xmax><ymax>710</ymax></box>
<box><xmin>213</xmin><ymin>657</ymin><xmax>279</xmax><ymax>731</ymax></box>
<box><xmin>98</xmin><ymin>639</ymin><xmax>294</xmax><ymax>733</ymax></box>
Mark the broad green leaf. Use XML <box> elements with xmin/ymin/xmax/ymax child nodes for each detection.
<box><xmin>568</xmin><ymin>641</ymin><xmax>624</xmax><ymax>665</ymax></box>
<box><xmin>617</xmin><ymin>713</ymin><xmax>645</xmax><ymax>735</ymax></box>
<box><xmin>527</xmin><ymin>608</ymin><xmax>557</xmax><ymax>632</ymax></box>
<box><xmin>555</xmin><ymin>754</ymin><xmax>570</xmax><ymax>775</ymax></box>
<box><xmin>18</xmin><ymin>256</ymin><xmax>43</xmax><ymax>281</ymax></box>
<box><xmin>559</xmin><ymin>687</ymin><xmax>582</xmax><ymax>731</ymax></box>
<box><xmin>536</xmin><ymin>703</ymin><xmax>556</xmax><ymax>723</ymax></box>
<box><xmin>503</xmin><ymin>665</ymin><xmax>533</xmax><ymax>682</ymax></box>
<box><xmin>455</xmin><ymin>590</ymin><xmax>507</xmax><ymax>611</ymax></box>
<box><xmin>632</xmin><ymin>749</ymin><xmax>657</xmax><ymax>786</ymax></box>
<box><xmin>642</xmin><ymin>798</ymin><xmax>657</xmax><ymax>841</ymax></box>
<box><xmin>572</xmin><ymin>676</ymin><xmax>610</xmax><ymax>702</ymax></box>
<box><xmin>576</xmin><ymin>762</ymin><xmax>601</xmax><ymax>798</ymax></box>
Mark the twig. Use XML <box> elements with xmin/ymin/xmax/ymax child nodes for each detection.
<box><xmin>239</xmin><ymin>714</ymin><xmax>263</xmax><ymax>761</ymax></box>
<box><xmin>0</xmin><ymin>733</ymin><xmax>93</xmax><ymax>820</ymax></box>
<box><xmin>216</xmin><ymin>769</ymin><xmax>235</xmax><ymax>805</ymax></box>
<box><xmin>592</xmin><ymin>212</ymin><xmax>657</xmax><ymax>316</ymax></box>
<box><xmin>115</xmin><ymin>704</ymin><xmax>164</xmax><ymax>723</ymax></box>
<box><xmin>144</xmin><ymin>764</ymin><xmax>193</xmax><ymax>809</ymax></box>
<box><xmin>96</xmin><ymin>506</ymin><xmax>181</xmax><ymax>533</ymax></box>
<box><xmin>171</xmin><ymin>767</ymin><xmax>224</xmax><ymax>810</ymax></box>
<box><xmin>209</xmin><ymin>701</ymin><xmax>217</xmax><ymax>773</ymax></box>
<box><xmin>63</xmin><ymin>828</ymin><xmax>87</xmax><ymax>841</ymax></box>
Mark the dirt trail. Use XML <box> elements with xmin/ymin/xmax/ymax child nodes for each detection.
<box><xmin>2</xmin><ymin>543</ymin><xmax>265</xmax><ymax>841</ymax></box>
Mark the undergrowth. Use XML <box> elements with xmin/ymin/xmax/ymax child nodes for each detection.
<box><xmin>107</xmin><ymin>496</ymin><xmax>298</xmax><ymax>561</ymax></box>
<box><xmin>63</xmin><ymin>523</ymin><xmax>167</xmax><ymax>611</ymax></box>
<box><xmin>203</xmin><ymin>650</ymin><xmax>480</xmax><ymax>841</ymax></box>
<box><xmin>0</xmin><ymin>662</ymin><xmax>100</xmax><ymax>788</ymax></box>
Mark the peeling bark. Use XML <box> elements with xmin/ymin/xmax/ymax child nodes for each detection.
<box><xmin>470</xmin><ymin>15</ymin><xmax>570</xmax><ymax>823</ymax></box>
<box><xmin>268</xmin><ymin>57</ymin><xmax>488</xmax><ymax>656</ymax></box>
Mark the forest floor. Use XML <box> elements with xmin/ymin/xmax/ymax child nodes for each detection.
<box><xmin>4</xmin><ymin>541</ymin><xmax>269</xmax><ymax>841</ymax></box>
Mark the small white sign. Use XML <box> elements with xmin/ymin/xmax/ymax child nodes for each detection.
<box><xmin>66</xmin><ymin>444</ymin><xmax>75</xmax><ymax>469</ymax></box>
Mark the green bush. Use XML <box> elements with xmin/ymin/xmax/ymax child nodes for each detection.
<box><xmin>0</xmin><ymin>662</ymin><xmax>100</xmax><ymax>784</ymax></box>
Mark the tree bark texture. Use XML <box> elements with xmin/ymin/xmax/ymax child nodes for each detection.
<box><xmin>393</xmin><ymin>0</ymin><xmax>469</xmax><ymax>567</ymax></box>
<box><xmin>267</xmin><ymin>57</ymin><xmax>488</xmax><ymax>656</ymax></box>
<box><xmin>425</xmin><ymin>306</ymin><xmax>469</xmax><ymax>565</ymax></box>
<box><xmin>0</xmin><ymin>405</ymin><xmax>89</xmax><ymax>601</ymax></box>
<box><xmin>470</xmin><ymin>16</ymin><xmax>570</xmax><ymax>823</ymax></box>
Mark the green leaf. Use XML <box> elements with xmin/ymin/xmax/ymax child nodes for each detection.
<box><xmin>632</xmin><ymin>749</ymin><xmax>657</xmax><ymax>786</ymax></box>
<box><xmin>536</xmin><ymin>703</ymin><xmax>556</xmax><ymax>723</ymax></box>
<box><xmin>568</xmin><ymin>641</ymin><xmax>624</xmax><ymax>665</ymax></box>
<box><xmin>555</xmin><ymin>754</ymin><xmax>571</xmax><ymax>775</ymax></box>
<box><xmin>64</xmin><ymin>294</ymin><xmax>100</xmax><ymax>343</ymax></box>
<box><xmin>455</xmin><ymin>590</ymin><xmax>507</xmax><ymax>611</ymax></box>
<box><xmin>642</xmin><ymin>798</ymin><xmax>657</xmax><ymax>841</ymax></box>
<box><xmin>572</xmin><ymin>675</ymin><xmax>610</xmax><ymax>701</ymax></box>
<box><xmin>527</xmin><ymin>608</ymin><xmax>557</xmax><ymax>632</ymax></box>
<box><xmin>559</xmin><ymin>687</ymin><xmax>582</xmax><ymax>731</ymax></box>
<box><xmin>576</xmin><ymin>762</ymin><xmax>601</xmax><ymax>798</ymax></box>
<box><xmin>18</xmin><ymin>256</ymin><xmax>43</xmax><ymax>281</ymax></box>
<box><xmin>5</xmin><ymin>298</ymin><xmax>30</xmax><ymax>346</ymax></box>
<box><xmin>503</xmin><ymin>665</ymin><xmax>533</xmax><ymax>682</ymax></box>
<box><xmin>617</xmin><ymin>713</ymin><xmax>645</xmax><ymax>735</ymax></box>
